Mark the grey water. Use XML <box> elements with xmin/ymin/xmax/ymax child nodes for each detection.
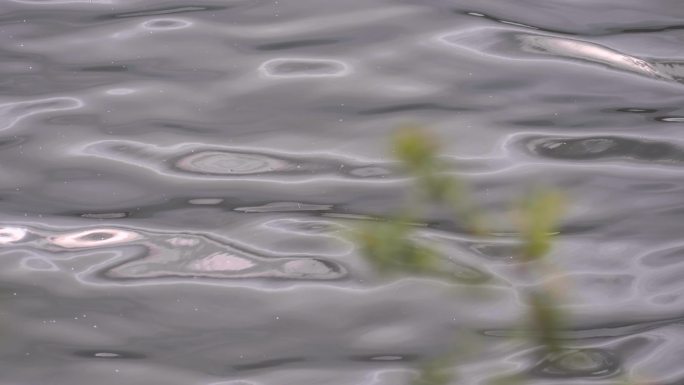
<box><xmin>1</xmin><ymin>0</ymin><xmax>684</xmax><ymax>384</ymax></box>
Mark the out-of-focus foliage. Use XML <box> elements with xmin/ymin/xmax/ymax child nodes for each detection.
<box><xmin>518</xmin><ymin>189</ymin><xmax>564</xmax><ymax>262</ymax></box>
<box><xmin>412</xmin><ymin>355</ymin><xmax>457</xmax><ymax>385</ymax></box>
<box><xmin>393</xmin><ymin>126</ymin><xmax>482</xmax><ymax>233</ymax></box>
<box><xmin>353</xmin><ymin>127</ymin><xmax>578</xmax><ymax>385</ymax></box>
<box><xmin>356</xmin><ymin>219</ymin><xmax>440</xmax><ymax>277</ymax></box>
<box><xmin>527</xmin><ymin>290</ymin><xmax>564</xmax><ymax>355</ymax></box>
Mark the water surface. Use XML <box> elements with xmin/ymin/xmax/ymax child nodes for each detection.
<box><xmin>2</xmin><ymin>0</ymin><xmax>684</xmax><ymax>384</ymax></box>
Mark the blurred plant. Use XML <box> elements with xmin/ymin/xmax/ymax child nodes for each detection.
<box><xmin>516</xmin><ymin>189</ymin><xmax>567</xmax><ymax>356</ymax></box>
<box><xmin>353</xmin><ymin>126</ymin><xmax>571</xmax><ymax>384</ymax></box>
<box><xmin>356</xmin><ymin>218</ymin><xmax>440</xmax><ymax>278</ymax></box>
<box><xmin>412</xmin><ymin>354</ymin><xmax>457</xmax><ymax>385</ymax></box>
<box><xmin>392</xmin><ymin>126</ymin><xmax>483</xmax><ymax>234</ymax></box>
<box><xmin>357</xmin><ymin>126</ymin><xmax>484</xmax><ymax>282</ymax></box>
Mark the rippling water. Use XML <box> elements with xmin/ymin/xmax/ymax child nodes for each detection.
<box><xmin>2</xmin><ymin>0</ymin><xmax>684</xmax><ymax>384</ymax></box>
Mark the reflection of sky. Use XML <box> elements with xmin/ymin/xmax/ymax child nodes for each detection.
<box><xmin>5</xmin><ymin>225</ymin><xmax>348</xmax><ymax>282</ymax></box>
<box><xmin>0</xmin><ymin>226</ymin><xmax>27</xmax><ymax>244</ymax></box>
<box><xmin>50</xmin><ymin>228</ymin><xmax>141</xmax><ymax>248</ymax></box>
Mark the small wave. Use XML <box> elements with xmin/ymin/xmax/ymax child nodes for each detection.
<box><xmin>529</xmin><ymin>349</ymin><xmax>620</xmax><ymax>379</ymax></box>
<box><xmin>519</xmin><ymin>135</ymin><xmax>684</xmax><ymax>166</ymax></box>
<box><xmin>82</xmin><ymin>140</ymin><xmax>399</xmax><ymax>180</ymax></box>
<box><xmin>4</xmin><ymin>225</ymin><xmax>348</xmax><ymax>282</ymax></box>
<box><xmin>438</xmin><ymin>28</ymin><xmax>684</xmax><ymax>83</ymax></box>
<box><xmin>258</xmin><ymin>58</ymin><xmax>351</xmax><ymax>78</ymax></box>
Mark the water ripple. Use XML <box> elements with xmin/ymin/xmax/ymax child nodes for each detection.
<box><xmin>520</xmin><ymin>135</ymin><xmax>684</xmax><ymax>166</ymax></box>
<box><xmin>0</xmin><ymin>96</ymin><xmax>82</xmax><ymax>130</ymax></box>
<box><xmin>3</xmin><ymin>224</ymin><xmax>348</xmax><ymax>282</ymax></box>
<box><xmin>235</xmin><ymin>202</ymin><xmax>333</xmax><ymax>213</ymax></box>
<box><xmin>73</xmin><ymin>350</ymin><xmax>145</xmax><ymax>359</ymax></box>
<box><xmin>258</xmin><ymin>58</ymin><xmax>351</xmax><ymax>78</ymax></box>
<box><xmin>438</xmin><ymin>27</ymin><xmax>684</xmax><ymax>83</ymax></box>
<box><xmin>529</xmin><ymin>349</ymin><xmax>620</xmax><ymax>379</ymax></box>
<box><xmin>140</xmin><ymin>18</ymin><xmax>193</xmax><ymax>31</ymax></box>
<box><xmin>175</xmin><ymin>150</ymin><xmax>295</xmax><ymax>175</ymax></box>
<box><xmin>3</xmin><ymin>0</ymin><xmax>684</xmax><ymax>383</ymax></box>
<box><xmin>82</xmin><ymin>140</ymin><xmax>398</xmax><ymax>180</ymax></box>
<box><xmin>97</xmin><ymin>5</ymin><xmax>228</xmax><ymax>20</ymax></box>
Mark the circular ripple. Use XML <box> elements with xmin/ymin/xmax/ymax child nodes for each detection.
<box><xmin>259</xmin><ymin>58</ymin><xmax>350</xmax><ymax>78</ymax></box>
<box><xmin>530</xmin><ymin>349</ymin><xmax>620</xmax><ymax>379</ymax></box>
<box><xmin>141</xmin><ymin>18</ymin><xmax>192</xmax><ymax>30</ymax></box>
<box><xmin>175</xmin><ymin>151</ymin><xmax>293</xmax><ymax>175</ymax></box>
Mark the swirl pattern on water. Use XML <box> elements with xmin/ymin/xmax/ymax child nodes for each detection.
<box><xmin>175</xmin><ymin>151</ymin><xmax>295</xmax><ymax>175</ymax></box>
